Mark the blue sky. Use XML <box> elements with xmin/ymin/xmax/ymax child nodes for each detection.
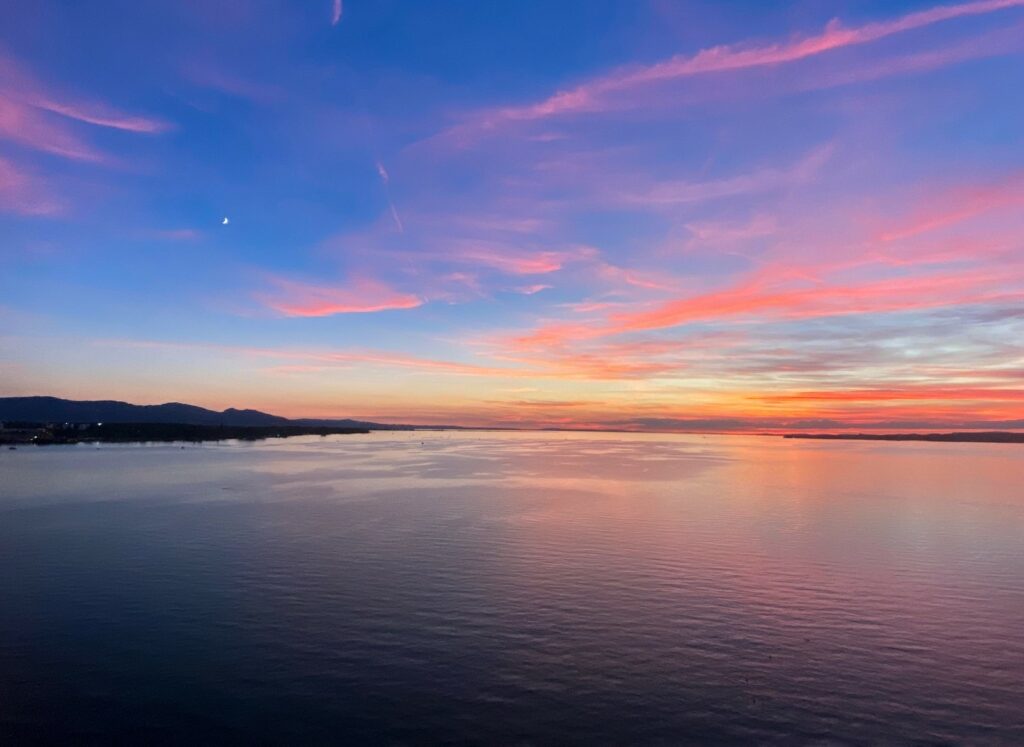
<box><xmin>2</xmin><ymin>0</ymin><xmax>1024</xmax><ymax>428</ymax></box>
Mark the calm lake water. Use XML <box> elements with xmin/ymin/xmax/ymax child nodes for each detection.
<box><xmin>1</xmin><ymin>431</ymin><xmax>1022</xmax><ymax>743</ymax></box>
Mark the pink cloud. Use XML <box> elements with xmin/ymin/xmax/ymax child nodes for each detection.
<box><xmin>761</xmin><ymin>385</ymin><xmax>1024</xmax><ymax>403</ymax></box>
<box><xmin>374</xmin><ymin>241</ymin><xmax>597</xmax><ymax>276</ymax></box>
<box><xmin>449</xmin><ymin>215</ymin><xmax>553</xmax><ymax>235</ymax></box>
<box><xmin>591</xmin><ymin>262</ymin><xmax>678</xmax><ymax>292</ymax></box>
<box><xmin>515</xmin><ymin>284</ymin><xmax>551</xmax><ymax>295</ymax></box>
<box><xmin>514</xmin><ymin>143</ymin><xmax>833</xmax><ymax>213</ymax></box>
<box><xmin>260</xmin><ymin>276</ymin><xmax>423</xmax><ymax>317</ymax></box>
<box><xmin>0</xmin><ymin>97</ymin><xmax>106</xmax><ymax>163</ymax></box>
<box><xmin>441</xmin><ymin>0</ymin><xmax>1024</xmax><ymax>138</ymax></box>
<box><xmin>504</xmin><ymin>266</ymin><xmax>1022</xmax><ymax>354</ymax></box>
<box><xmin>316</xmin><ymin>350</ymin><xmax>511</xmax><ymax>376</ymax></box>
<box><xmin>450</xmin><ymin>244</ymin><xmax>572</xmax><ymax>274</ymax></box>
<box><xmin>182</xmin><ymin>62</ymin><xmax>285</xmax><ymax>105</ymax></box>
<box><xmin>625</xmin><ymin>145</ymin><xmax>830</xmax><ymax>204</ymax></box>
<box><xmin>879</xmin><ymin>172</ymin><xmax>1024</xmax><ymax>242</ymax></box>
<box><xmin>388</xmin><ymin>203</ymin><xmax>405</xmax><ymax>233</ymax></box>
<box><xmin>265</xmin><ymin>365</ymin><xmax>328</xmax><ymax>375</ymax></box>
<box><xmin>686</xmin><ymin>215</ymin><xmax>777</xmax><ymax>243</ymax></box>
<box><xmin>609</xmin><ymin>0</ymin><xmax>1024</xmax><ymax>86</ymax></box>
<box><xmin>0</xmin><ymin>156</ymin><xmax>62</xmax><ymax>216</ymax></box>
<box><xmin>148</xmin><ymin>228</ymin><xmax>202</xmax><ymax>241</ymax></box>
<box><xmin>560</xmin><ymin>300</ymin><xmax>631</xmax><ymax>314</ymax></box>
<box><xmin>607</xmin><ymin>270</ymin><xmax>1016</xmax><ymax>334</ymax></box>
<box><xmin>32</xmin><ymin>99</ymin><xmax>170</xmax><ymax>134</ymax></box>
<box><xmin>790</xmin><ymin>21</ymin><xmax>1024</xmax><ymax>93</ymax></box>
<box><xmin>0</xmin><ymin>48</ymin><xmax>170</xmax><ymax>135</ymax></box>
<box><xmin>101</xmin><ymin>338</ymin><xmax>525</xmax><ymax>378</ymax></box>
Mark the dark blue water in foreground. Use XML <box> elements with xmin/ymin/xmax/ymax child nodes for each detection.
<box><xmin>1</xmin><ymin>432</ymin><xmax>1022</xmax><ymax>744</ymax></box>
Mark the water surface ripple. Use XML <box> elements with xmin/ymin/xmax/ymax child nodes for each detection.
<box><xmin>1</xmin><ymin>432</ymin><xmax>1022</xmax><ymax>743</ymax></box>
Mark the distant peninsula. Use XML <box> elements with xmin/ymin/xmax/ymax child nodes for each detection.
<box><xmin>784</xmin><ymin>432</ymin><xmax>1024</xmax><ymax>444</ymax></box>
<box><xmin>0</xmin><ymin>396</ymin><xmax>426</xmax><ymax>445</ymax></box>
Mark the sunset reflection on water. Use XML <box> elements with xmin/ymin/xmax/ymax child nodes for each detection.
<box><xmin>1</xmin><ymin>431</ymin><xmax>1022</xmax><ymax>742</ymax></box>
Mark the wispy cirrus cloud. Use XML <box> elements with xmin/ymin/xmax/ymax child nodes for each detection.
<box><xmin>324</xmin><ymin>230</ymin><xmax>599</xmax><ymax>284</ymax></box>
<box><xmin>142</xmin><ymin>228</ymin><xmax>202</xmax><ymax>241</ymax></box>
<box><xmin>97</xmin><ymin>338</ymin><xmax>524</xmax><ymax>379</ymax></box>
<box><xmin>760</xmin><ymin>386</ymin><xmax>1024</xmax><ymax>403</ymax></box>
<box><xmin>608</xmin><ymin>144</ymin><xmax>834</xmax><ymax>207</ymax></box>
<box><xmin>611</xmin><ymin>0</ymin><xmax>1024</xmax><ymax>86</ymax></box>
<box><xmin>503</xmin><ymin>264</ymin><xmax>1023</xmax><ymax>357</ymax></box>
<box><xmin>0</xmin><ymin>97</ymin><xmax>107</xmax><ymax>163</ymax></box>
<box><xmin>259</xmin><ymin>275</ymin><xmax>423</xmax><ymax>317</ymax></box>
<box><xmin>878</xmin><ymin>171</ymin><xmax>1024</xmax><ymax>242</ymax></box>
<box><xmin>181</xmin><ymin>60</ymin><xmax>285</xmax><ymax>104</ymax></box>
<box><xmin>442</xmin><ymin>242</ymin><xmax>593</xmax><ymax>275</ymax></box>
<box><xmin>0</xmin><ymin>48</ymin><xmax>170</xmax><ymax>135</ymax></box>
<box><xmin>0</xmin><ymin>45</ymin><xmax>170</xmax><ymax>224</ymax></box>
<box><xmin>0</xmin><ymin>156</ymin><xmax>63</xmax><ymax>216</ymax></box>
<box><xmin>6</xmin><ymin>1</ymin><xmax>1022</xmax><ymax>430</ymax></box>
<box><xmin>515</xmin><ymin>284</ymin><xmax>552</xmax><ymax>295</ymax></box>
<box><xmin>437</xmin><ymin>0</ymin><xmax>1024</xmax><ymax>141</ymax></box>
<box><xmin>785</xmin><ymin>20</ymin><xmax>1024</xmax><ymax>94</ymax></box>
<box><xmin>30</xmin><ymin>98</ymin><xmax>169</xmax><ymax>134</ymax></box>
<box><xmin>606</xmin><ymin>270</ymin><xmax>1016</xmax><ymax>335</ymax></box>
<box><xmin>685</xmin><ymin>214</ymin><xmax>777</xmax><ymax>244</ymax></box>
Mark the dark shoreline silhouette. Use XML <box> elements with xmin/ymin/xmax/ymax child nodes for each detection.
<box><xmin>0</xmin><ymin>422</ymin><xmax>370</xmax><ymax>445</ymax></box>
<box><xmin>784</xmin><ymin>432</ymin><xmax>1024</xmax><ymax>444</ymax></box>
<box><xmin>4</xmin><ymin>397</ymin><xmax>1024</xmax><ymax>445</ymax></box>
<box><xmin>0</xmin><ymin>396</ymin><xmax>409</xmax><ymax>430</ymax></box>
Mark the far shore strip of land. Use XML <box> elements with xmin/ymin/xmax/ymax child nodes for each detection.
<box><xmin>784</xmin><ymin>432</ymin><xmax>1024</xmax><ymax>444</ymax></box>
<box><xmin>0</xmin><ymin>422</ymin><xmax>370</xmax><ymax>445</ymax></box>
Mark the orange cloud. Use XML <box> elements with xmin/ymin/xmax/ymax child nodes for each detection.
<box><xmin>500</xmin><ymin>264</ymin><xmax>1023</xmax><ymax>365</ymax></box>
<box><xmin>609</xmin><ymin>272</ymin><xmax>1007</xmax><ymax>334</ymax></box>
<box><xmin>759</xmin><ymin>387</ymin><xmax>1024</xmax><ymax>403</ymax></box>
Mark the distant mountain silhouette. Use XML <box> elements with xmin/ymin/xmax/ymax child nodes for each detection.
<box><xmin>0</xmin><ymin>396</ymin><xmax>406</xmax><ymax>430</ymax></box>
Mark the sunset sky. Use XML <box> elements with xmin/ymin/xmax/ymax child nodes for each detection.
<box><xmin>2</xmin><ymin>0</ymin><xmax>1023</xmax><ymax>429</ymax></box>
